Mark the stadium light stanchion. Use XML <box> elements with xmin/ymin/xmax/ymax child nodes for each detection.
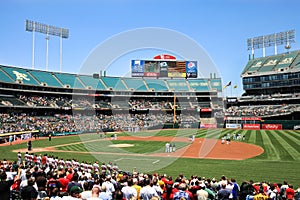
<box><xmin>247</xmin><ymin>30</ymin><xmax>295</xmax><ymax>58</ymax></box>
<box><xmin>46</xmin><ymin>32</ymin><xmax>49</xmax><ymax>71</ymax></box>
<box><xmin>60</xmin><ymin>28</ymin><xmax>63</xmax><ymax>72</ymax></box>
<box><xmin>274</xmin><ymin>34</ymin><xmax>277</xmax><ymax>55</ymax></box>
<box><xmin>251</xmin><ymin>38</ymin><xmax>254</xmax><ymax>59</ymax></box>
<box><xmin>25</xmin><ymin>19</ymin><xmax>69</xmax><ymax>72</ymax></box>
<box><xmin>31</xmin><ymin>23</ymin><xmax>35</xmax><ymax>69</ymax></box>
<box><xmin>262</xmin><ymin>36</ymin><xmax>266</xmax><ymax>57</ymax></box>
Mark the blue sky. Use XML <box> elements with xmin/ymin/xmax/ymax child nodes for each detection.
<box><xmin>1</xmin><ymin>0</ymin><xmax>299</xmax><ymax>96</ymax></box>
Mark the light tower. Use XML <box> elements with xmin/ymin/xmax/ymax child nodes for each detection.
<box><xmin>25</xmin><ymin>19</ymin><xmax>69</xmax><ymax>72</ymax></box>
<box><xmin>247</xmin><ymin>30</ymin><xmax>295</xmax><ymax>59</ymax></box>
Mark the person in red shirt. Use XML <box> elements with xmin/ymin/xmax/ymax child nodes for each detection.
<box><xmin>33</xmin><ymin>154</ymin><xmax>37</xmax><ymax>165</ymax></box>
<box><xmin>42</xmin><ymin>154</ymin><xmax>47</xmax><ymax>166</ymax></box>
<box><xmin>286</xmin><ymin>184</ymin><xmax>295</xmax><ymax>200</ymax></box>
<box><xmin>66</xmin><ymin>168</ymin><xmax>73</xmax><ymax>181</ymax></box>
<box><xmin>58</xmin><ymin>172</ymin><xmax>70</xmax><ymax>194</ymax></box>
<box><xmin>161</xmin><ymin>175</ymin><xmax>174</xmax><ymax>200</ymax></box>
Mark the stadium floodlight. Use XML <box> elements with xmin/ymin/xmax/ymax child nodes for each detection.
<box><xmin>247</xmin><ymin>30</ymin><xmax>295</xmax><ymax>58</ymax></box>
<box><xmin>25</xmin><ymin>19</ymin><xmax>69</xmax><ymax>72</ymax></box>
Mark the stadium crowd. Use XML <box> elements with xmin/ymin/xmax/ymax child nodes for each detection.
<box><xmin>0</xmin><ymin>113</ymin><xmax>200</xmax><ymax>136</ymax></box>
<box><xmin>4</xmin><ymin>94</ymin><xmax>300</xmax><ymax>119</ymax></box>
<box><xmin>0</xmin><ymin>95</ymin><xmax>203</xmax><ymax>111</ymax></box>
<box><xmin>225</xmin><ymin>104</ymin><xmax>300</xmax><ymax>117</ymax></box>
<box><xmin>0</xmin><ymin>154</ymin><xmax>299</xmax><ymax>200</ymax></box>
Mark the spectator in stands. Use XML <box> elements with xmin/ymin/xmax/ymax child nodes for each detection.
<box><xmin>0</xmin><ymin>167</ymin><xmax>21</xmax><ymax>200</ymax></box>
<box><xmin>58</xmin><ymin>171</ymin><xmax>70</xmax><ymax>195</ymax></box>
<box><xmin>21</xmin><ymin>177</ymin><xmax>38</xmax><ymax>200</ymax></box>
<box><xmin>132</xmin><ymin>177</ymin><xmax>142</xmax><ymax>200</ymax></box>
<box><xmin>173</xmin><ymin>183</ymin><xmax>191</xmax><ymax>200</ymax></box>
<box><xmin>218</xmin><ymin>183</ymin><xmax>231</xmax><ymax>200</ymax></box>
<box><xmin>253</xmin><ymin>187</ymin><xmax>268</xmax><ymax>200</ymax></box>
<box><xmin>286</xmin><ymin>184</ymin><xmax>295</xmax><ymax>200</ymax></box>
<box><xmin>102</xmin><ymin>174</ymin><xmax>115</xmax><ymax>200</ymax></box>
<box><xmin>99</xmin><ymin>185</ymin><xmax>110</xmax><ymax>200</ymax></box>
<box><xmin>62</xmin><ymin>186</ymin><xmax>83</xmax><ymax>200</ymax></box>
<box><xmin>140</xmin><ymin>178</ymin><xmax>158</xmax><ymax>200</ymax></box>
<box><xmin>67</xmin><ymin>173</ymin><xmax>82</xmax><ymax>193</ymax></box>
<box><xmin>196</xmin><ymin>182</ymin><xmax>208</xmax><ymax>200</ymax></box>
<box><xmin>49</xmin><ymin>187</ymin><xmax>62</xmax><ymax>200</ymax></box>
<box><xmin>87</xmin><ymin>186</ymin><xmax>101</xmax><ymax>200</ymax></box>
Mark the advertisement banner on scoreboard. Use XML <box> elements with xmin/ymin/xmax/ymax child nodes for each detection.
<box><xmin>262</xmin><ymin>124</ymin><xmax>282</xmax><ymax>130</ymax></box>
<box><xmin>131</xmin><ymin>60</ymin><xmax>144</xmax><ymax>77</ymax></box>
<box><xmin>186</xmin><ymin>61</ymin><xmax>197</xmax><ymax>78</ymax></box>
<box><xmin>226</xmin><ymin>124</ymin><xmax>242</xmax><ymax>129</ymax></box>
<box><xmin>243</xmin><ymin>124</ymin><xmax>260</xmax><ymax>130</ymax></box>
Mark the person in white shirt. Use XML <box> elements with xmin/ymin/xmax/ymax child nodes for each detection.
<box><xmin>102</xmin><ymin>175</ymin><xmax>115</xmax><ymax>200</ymax></box>
<box><xmin>121</xmin><ymin>179</ymin><xmax>137</xmax><ymax>200</ymax></box>
<box><xmin>140</xmin><ymin>178</ymin><xmax>158</xmax><ymax>200</ymax></box>
<box><xmin>87</xmin><ymin>186</ymin><xmax>101</xmax><ymax>200</ymax></box>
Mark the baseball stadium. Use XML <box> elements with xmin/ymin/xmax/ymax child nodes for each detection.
<box><xmin>0</xmin><ymin>7</ymin><xmax>300</xmax><ymax>200</ymax></box>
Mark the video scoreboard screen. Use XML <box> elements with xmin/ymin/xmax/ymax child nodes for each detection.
<box><xmin>131</xmin><ymin>60</ymin><xmax>197</xmax><ymax>78</ymax></box>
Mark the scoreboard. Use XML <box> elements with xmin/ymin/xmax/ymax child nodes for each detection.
<box><xmin>131</xmin><ymin>60</ymin><xmax>198</xmax><ymax>78</ymax></box>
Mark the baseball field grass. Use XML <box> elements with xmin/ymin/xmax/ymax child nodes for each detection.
<box><xmin>0</xmin><ymin>129</ymin><xmax>299</xmax><ymax>187</ymax></box>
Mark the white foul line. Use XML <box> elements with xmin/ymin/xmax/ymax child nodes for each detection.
<box><xmin>152</xmin><ymin>160</ymin><xmax>160</xmax><ymax>164</ymax></box>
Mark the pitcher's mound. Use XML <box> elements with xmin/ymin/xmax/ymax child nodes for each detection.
<box><xmin>109</xmin><ymin>144</ymin><xmax>134</xmax><ymax>148</ymax></box>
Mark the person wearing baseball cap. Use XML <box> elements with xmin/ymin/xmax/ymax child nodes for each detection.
<box><xmin>61</xmin><ymin>186</ymin><xmax>82</xmax><ymax>199</ymax></box>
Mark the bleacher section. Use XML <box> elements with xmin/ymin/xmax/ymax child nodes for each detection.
<box><xmin>0</xmin><ymin>95</ymin><xmax>25</xmax><ymax>106</ymax></box>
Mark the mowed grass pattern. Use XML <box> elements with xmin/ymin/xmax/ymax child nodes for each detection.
<box><xmin>56</xmin><ymin>140</ymin><xmax>189</xmax><ymax>154</ymax></box>
<box><xmin>0</xmin><ymin>129</ymin><xmax>299</xmax><ymax>187</ymax></box>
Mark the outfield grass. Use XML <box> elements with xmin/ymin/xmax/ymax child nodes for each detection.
<box><xmin>0</xmin><ymin>129</ymin><xmax>299</xmax><ymax>187</ymax></box>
